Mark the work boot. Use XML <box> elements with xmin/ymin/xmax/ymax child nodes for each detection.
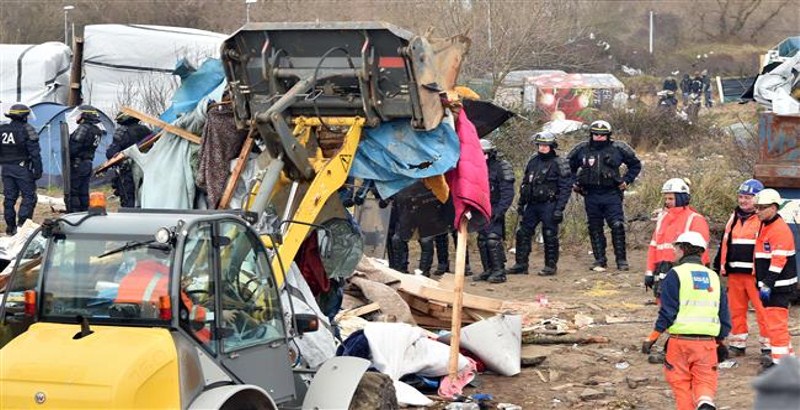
<box><xmin>540</xmin><ymin>227</ymin><xmax>559</xmax><ymax>276</ymax></box>
<box><xmin>696</xmin><ymin>402</ymin><xmax>717</xmax><ymax>410</ymax></box>
<box><xmin>418</xmin><ymin>237</ymin><xmax>435</xmax><ymax>275</ymax></box>
<box><xmin>588</xmin><ymin>226</ymin><xmax>607</xmax><ymax>270</ymax></box>
<box><xmin>729</xmin><ymin>346</ymin><xmax>746</xmax><ymax>357</ymax></box>
<box><xmin>485</xmin><ymin>235</ymin><xmax>507</xmax><ymax>284</ymax></box>
<box><xmin>508</xmin><ymin>228</ymin><xmax>532</xmax><ymax>274</ymax></box>
<box><xmin>390</xmin><ymin>235</ymin><xmax>409</xmax><ymax>273</ymax></box>
<box><xmin>5</xmin><ymin>226</ymin><xmax>16</xmax><ymax>236</ymax></box>
<box><xmin>420</xmin><ymin>270</ymin><xmax>431</xmax><ymax>278</ymax></box>
<box><xmin>610</xmin><ymin>221</ymin><xmax>628</xmax><ymax>271</ymax></box>
<box><xmin>538</xmin><ymin>265</ymin><xmax>557</xmax><ymax>276</ymax></box>
<box><xmin>475</xmin><ymin>237</ymin><xmax>490</xmax><ymax>280</ymax></box>
<box><xmin>433</xmin><ymin>263</ymin><xmax>449</xmax><ymax>276</ymax></box>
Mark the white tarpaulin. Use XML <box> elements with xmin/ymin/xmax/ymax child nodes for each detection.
<box><xmin>0</xmin><ymin>42</ymin><xmax>71</xmax><ymax>109</ymax></box>
<box><xmin>81</xmin><ymin>24</ymin><xmax>226</xmax><ymax>115</ymax></box>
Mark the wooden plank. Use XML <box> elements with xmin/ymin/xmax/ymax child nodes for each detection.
<box><xmin>337</xmin><ymin>302</ymin><xmax>380</xmax><ymax>319</ymax></box>
<box><xmin>447</xmin><ymin>218</ymin><xmax>468</xmax><ymax>382</ymax></box>
<box><xmin>218</xmin><ymin>129</ymin><xmax>255</xmax><ymax>209</ymax></box>
<box><xmin>412</xmin><ymin>314</ymin><xmax>452</xmax><ymax>329</ymax></box>
<box><xmin>93</xmin><ymin>131</ymin><xmax>166</xmax><ymax>175</ymax></box>
<box><xmin>120</xmin><ymin>107</ymin><xmax>201</xmax><ymax>144</ymax></box>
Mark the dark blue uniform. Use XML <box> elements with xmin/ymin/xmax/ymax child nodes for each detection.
<box><xmin>475</xmin><ymin>153</ymin><xmax>515</xmax><ymax>282</ymax></box>
<box><xmin>509</xmin><ymin>151</ymin><xmax>572</xmax><ymax>274</ymax></box>
<box><xmin>0</xmin><ymin>119</ymin><xmax>42</xmax><ymax>234</ymax></box>
<box><xmin>69</xmin><ymin>120</ymin><xmax>102</xmax><ymax>213</ymax></box>
<box><xmin>107</xmin><ymin>121</ymin><xmax>149</xmax><ymax>207</ymax></box>
<box><xmin>568</xmin><ymin>139</ymin><xmax>641</xmax><ymax>269</ymax></box>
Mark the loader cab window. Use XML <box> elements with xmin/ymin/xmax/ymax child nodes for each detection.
<box><xmin>217</xmin><ymin>221</ymin><xmax>285</xmax><ymax>353</ymax></box>
<box><xmin>179</xmin><ymin>223</ymin><xmax>217</xmax><ymax>354</ymax></box>
<box><xmin>39</xmin><ymin>233</ymin><xmax>174</xmax><ymax>324</ymax></box>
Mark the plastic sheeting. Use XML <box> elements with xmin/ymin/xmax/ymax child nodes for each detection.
<box><xmin>160</xmin><ymin>59</ymin><xmax>226</xmax><ymax>124</ymax></box>
<box><xmin>349</xmin><ymin>118</ymin><xmax>460</xmax><ymax>199</ymax></box>
<box><xmin>281</xmin><ymin>262</ymin><xmax>337</xmax><ymax>369</ymax></box>
<box><xmin>0</xmin><ymin>42</ymin><xmax>71</xmax><ymax>109</ymax></box>
<box><xmin>81</xmin><ymin>24</ymin><xmax>226</xmax><ymax>116</ymax></box>
<box><xmin>754</xmin><ymin>52</ymin><xmax>800</xmax><ymax>115</ymax></box>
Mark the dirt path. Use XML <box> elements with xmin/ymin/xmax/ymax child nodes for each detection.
<box><xmin>450</xmin><ymin>243</ymin><xmax>798</xmax><ymax>409</ymax></box>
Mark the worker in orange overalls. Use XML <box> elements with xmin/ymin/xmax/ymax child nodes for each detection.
<box><xmin>712</xmin><ymin>179</ymin><xmax>770</xmax><ymax>358</ymax></box>
<box><xmin>644</xmin><ymin>178</ymin><xmax>710</xmax><ymax>299</ymax></box>
<box><xmin>117</xmin><ymin>258</ymin><xmax>211</xmax><ymax>343</ymax></box>
<box><xmin>642</xmin><ymin>231</ymin><xmax>731</xmax><ymax>410</ymax></box>
<box><xmin>753</xmin><ymin>188</ymin><xmax>797</xmax><ymax>371</ymax></box>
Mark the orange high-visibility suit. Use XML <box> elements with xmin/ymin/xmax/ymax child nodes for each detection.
<box><xmin>116</xmin><ymin>260</ymin><xmax>210</xmax><ymax>342</ymax></box>
<box><xmin>754</xmin><ymin>214</ymin><xmax>797</xmax><ymax>364</ymax></box>
<box><xmin>715</xmin><ymin>209</ymin><xmax>770</xmax><ymax>353</ymax></box>
<box><xmin>646</xmin><ymin>206</ymin><xmax>710</xmax><ymax>286</ymax></box>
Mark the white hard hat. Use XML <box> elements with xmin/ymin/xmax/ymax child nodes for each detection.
<box><xmin>755</xmin><ymin>188</ymin><xmax>781</xmax><ymax>206</ymax></box>
<box><xmin>662</xmin><ymin>178</ymin><xmax>691</xmax><ymax>194</ymax></box>
<box><xmin>675</xmin><ymin>231</ymin><xmax>707</xmax><ymax>250</ymax></box>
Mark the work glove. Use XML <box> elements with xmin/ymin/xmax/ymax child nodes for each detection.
<box><xmin>378</xmin><ymin>199</ymin><xmax>390</xmax><ymax>209</ymax></box>
<box><xmin>572</xmin><ymin>184</ymin><xmax>585</xmax><ymax>196</ymax></box>
<box><xmin>758</xmin><ymin>282</ymin><xmax>771</xmax><ymax>303</ymax></box>
<box><xmin>552</xmin><ymin>210</ymin><xmax>563</xmax><ymax>224</ymax></box>
<box><xmin>32</xmin><ymin>170</ymin><xmax>42</xmax><ymax>180</ymax></box>
<box><xmin>618</xmin><ymin>181</ymin><xmax>628</xmax><ymax>191</ymax></box>
<box><xmin>644</xmin><ymin>273</ymin><xmax>655</xmax><ymax>291</ymax></box>
<box><xmin>342</xmin><ymin>197</ymin><xmax>356</xmax><ymax>208</ymax></box>
<box><xmin>641</xmin><ymin>330</ymin><xmax>661</xmax><ymax>354</ymax></box>
<box><xmin>716</xmin><ymin>341</ymin><xmax>729</xmax><ymax>362</ymax></box>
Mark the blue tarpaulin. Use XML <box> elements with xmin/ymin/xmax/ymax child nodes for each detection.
<box><xmin>160</xmin><ymin>58</ymin><xmax>226</xmax><ymax>124</ymax></box>
<box><xmin>350</xmin><ymin>119</ymin><xmax>460</xmax><ymax>199</ymax></box>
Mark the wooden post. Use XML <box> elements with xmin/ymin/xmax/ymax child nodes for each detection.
<box><xmin>67</xmin><ymin>37</ymin><xmax>83</xmax><ymax>107</ymax></box>
<box><xmin>217</xmin><ymin>128</ymin><xmax>256</xmax><ymax>209</ymax></box>
<box><xmin>93</xmin><ymin>130</ymin><xmax>165</xmax><ymax>175</ymax></box>
<box><xmin>447</xmin><ymin>217</ymin><xmax>468</xmax><ymax>382</ymax></box>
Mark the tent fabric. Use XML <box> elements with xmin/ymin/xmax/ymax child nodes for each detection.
<box><xmin>160</xmin><ymin>58</ymin><xmax>226</xmax><ymax>124</ymax></box>
<box><xmin>82</xmin><ymin>24</ymin><xmax>226</xmax><ymax>116</ymax></box>
<box><xmin>0</xmin><ymin>42</ymin><xmax>71</xmax><ymax>109</ymax></box>
<box><xmin>349</xmin><ymin>119</ymin><xmax>460</xmax><ymax>199</ymax></box>
<box><xmin>528</xmin><ymin>73</ymin><xmax>625</xmax><ymax>121</ymax></box>
<box><xmin>27</xmin><ymin>102</ymin><xmax>115</xmax><ymax>188</ymax></box>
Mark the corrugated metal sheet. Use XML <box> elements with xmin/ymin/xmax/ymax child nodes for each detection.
<box><xmin>754</xmin><ymin>112</ymin><xmax>800</xmax><ymax>188</ymax></box>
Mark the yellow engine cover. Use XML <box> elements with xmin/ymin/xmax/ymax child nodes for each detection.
<box><xmin>0</xmin><ymin>323</ymin><xmax>180</xmax><ymax>408</ymax></box>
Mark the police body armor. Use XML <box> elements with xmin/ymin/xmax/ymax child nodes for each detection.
<box><xmin>488</xmin><ymin>155</ymin><xmax>514</xmax><ymax>207</ymax></box>
<box><xmin>521</xmin><ymin>160</ymin><xmax>558</xmax><ymax>204</ymax></box>
<box><xmin>71</xmin><ymin>123</ymin><xmax>102</xmax><ymax>162</ymax></box>
<box><xmin>0</xmin><ymin>122</ymin><xmax>33</xmax><ymax>164</ymax></box>
<box><xmin>575</xmin><ymin>144</ymin><xmax>623</xmax><ymax>189</ymax></box>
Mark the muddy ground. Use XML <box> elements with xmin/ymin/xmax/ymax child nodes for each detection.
<box><xmin>10</xmin><ymin>196</ymin><xmax>797</xmax><ymax>410</ymax></box>
<box><xmin>418</xmin><ymin>241</ymin><xmax>800</xmax><ymax>410</ymax></box>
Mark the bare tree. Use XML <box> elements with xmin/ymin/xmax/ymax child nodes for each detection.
<box><xmin>697</xmin><ymin>0</ymin><xmax>793</xmax><ymax>40</ymax></box>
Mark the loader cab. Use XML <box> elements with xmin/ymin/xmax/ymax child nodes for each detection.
<box><xmin>1</xmin><ymin>211</ymin><xmax>297</xmax><ymax>405</ymax></box>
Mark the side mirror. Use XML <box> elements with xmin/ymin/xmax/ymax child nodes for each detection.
<box><xmin>294</xmin><ymin>313</ymin><xmax>318</xmax><ymax>335</ymax></box>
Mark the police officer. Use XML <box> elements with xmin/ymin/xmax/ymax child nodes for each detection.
<box><xmin>107</xmin><ymin>112</ymin><xmax>149</xmax><ymax>207</ymax></box>
<box><xmin>69</xmin><ymin>105</ymin><xmax>103</xmax><ymax>213</ymax></box>
<box><xmin>474</xmin><ymin>139</ymin><xmax>515</xmax><ymax>283</ymax></box>
<box><xmin>0</xmin><ymin>104</ymin><xmax>42</xmax><ymax>235</ymax></box>
<box><xmin>568</xmin><ymin>120</ymin><xmax>641</xmax><ymax>271</ymax></box>
<box><xmin>507</xmin><ymin>132</ymin><xmax>572</xmax><ymax>276</ymax></box>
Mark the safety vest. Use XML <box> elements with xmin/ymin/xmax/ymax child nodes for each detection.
<box><xmin>755</xmin><ymin>215</ymin><xmax>798</xmax><ymax>293</ymax></box>
<box><xmin>647</xmin><ymin>206</ymin><xmax>710</xmax><ymax>277</ymax></box>
<box><xmin>719</xmin><ymin>210</ymin><xmax>760</xmax><ymax>275</ymax></box>
<box><xmin>668</xmin><ymin>263</ymin><xmax>722</xmax><ymax>336</ymax></box>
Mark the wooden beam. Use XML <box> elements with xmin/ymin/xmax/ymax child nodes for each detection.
<box><xmin>93</xmin><ymin>131</ymin><xmax>165</xmax><ymax>175</ymax></box>
<box><xmin>217</xmin><ymin>128</ymin><xmax>256</xmax><ymax>209</ymax></box>
<box><xmin>336</xmin><ymin>302</ymin><xmax>380</xmax><ymax>319</ymax></box>
<box><xmin>120</xmin><ymin>107</ymin><xmax>201</xmax><ymax>144</ymax></box>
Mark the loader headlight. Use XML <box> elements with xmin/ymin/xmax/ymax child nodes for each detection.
<box><xmin>155</xmin><ymin>227</ymin><xmax>174</xmax><ymax>244</ymax></box>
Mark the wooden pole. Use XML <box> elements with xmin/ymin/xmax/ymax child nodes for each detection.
<box><xmin>67</xmin><ymin>37</ymin><xmax>83</xmax><ymax>107</ymax></box>
<box><xmin>217</xmin><ymin>128</ymin><xmax>256</xmax><ymax>209</ymax></box>
<box><xmin>447</xmin><ymin>217</ymin><xmax>468</xmax><ymax>381</ymax></box>
<box><xmin>93</xmin><ymin>130</ymin><xmax>164</xmax><ymax>175</ymax></box>
<box><xmin>119</xmin><ymin>107</ymin><xmax>201</xmax><ymax>144</ymax></box>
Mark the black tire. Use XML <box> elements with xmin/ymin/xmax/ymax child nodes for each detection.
<box><xmin>348</xmin><ymin>371</ymin><xmax>398</xmax><ymax>410</ymax></box>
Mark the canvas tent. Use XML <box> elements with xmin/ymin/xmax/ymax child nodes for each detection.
<box><xmin>0</xmin><ymin>42</ymin><xmax>72</xmax><ymax>109</ymax></box>
<box><xmin>28</xmin><ymin>102</ymin><xmax>116</xmax><ymax>188</ymax></box>
<box><xmin>81</xmin><ymin>24</ymin><xmax>226</xmax><ymax>116</ymax></box>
